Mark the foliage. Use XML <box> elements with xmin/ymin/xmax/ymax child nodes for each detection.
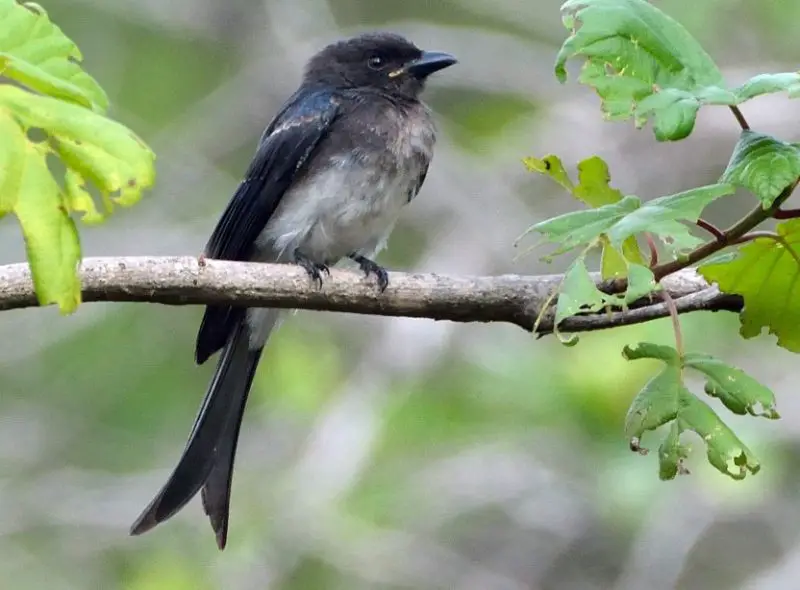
<box><xmin>0</xmin><ymin>0</ymin><xmax>154</xmax><ymax>312</ymax></box>
<box><xmin>517</xmin><ymin>0</ymin><xmax>800</xmax><ymax>481</ymax></box>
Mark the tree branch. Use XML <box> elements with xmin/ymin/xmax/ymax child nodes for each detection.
<box><xmin>0</xmin><ymin>256</ymin><xmax>743</xmax><ymax>335</ymax></box>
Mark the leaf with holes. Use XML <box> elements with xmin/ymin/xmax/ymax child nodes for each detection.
<box><xmin>623</xmin><ymin>343</ymin><xmax>761</xmax><ymax>480</ymax></box>
<box><xmin>0</xmin><ymin>86</ymin><xmax>155</xmax><ymax>311</ymax></box>
<box><xmin>721</xmin><ymin>131</ymin><xmax>800</xmax><ymax>207</ymax></box>
<box><xmin>555</xmin><ymin>0</ymin><xmax>733</xmax><ymax>141</ymax></box>
<box><xmin>699</xmin><ymin>220</ymin><xmax>800</xmax><ymax>352</ymax></box>
<box><xmin>0</xmin><ymin>0</ymin><xmax>107</xmax><ymax>111</ymax></box>
<box><xmin>683</xmin><ymin>353</ymin><xmax>779</xmax><ymax>419</ymax></box>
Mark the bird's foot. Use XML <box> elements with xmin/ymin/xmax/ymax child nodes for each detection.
<box><xmin>294</xmin><ymin>249</ymin><xmax>329</xmax><ymax>289</ymax></box>
<box><xmin>350</xmin><ymin>254</ymin><xmax>389</xmax><ymax>292</ymax></box>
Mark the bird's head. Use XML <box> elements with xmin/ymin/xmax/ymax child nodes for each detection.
<box><xmin>303</xmin><ymin>32</ymin><xmax>457</xmax><ymax>99</ymax></box>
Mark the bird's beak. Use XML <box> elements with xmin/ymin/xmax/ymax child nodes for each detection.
<box><xmin>396</xmin><ymin>51</ymin><xmax>458</xmax><ymax>79</ymax></box>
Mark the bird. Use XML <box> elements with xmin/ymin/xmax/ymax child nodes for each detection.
<box><xmin>129</xmin><ymin>32</ymin><xmax>457</xmax><ymax>549</ymax></box>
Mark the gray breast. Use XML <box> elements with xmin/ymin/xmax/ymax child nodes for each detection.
<box><xmin>260</xmin><ymin>99</ymin><xmax>436</xmax><ymax>263</ymax></box>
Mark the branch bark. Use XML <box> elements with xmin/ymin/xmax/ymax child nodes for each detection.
<box><xmin>0</xmin><ymin>256</ymin><xmax>743</xmax><ymax>334</ymax></box>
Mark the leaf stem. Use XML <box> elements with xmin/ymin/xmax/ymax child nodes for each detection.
<box><xmin>604</xmin><ymin>182</ymin><xmax>798</xmax><ymax>294</ymax></box>
<box><xmin>732</xmin><ymin>231</ymin><xmax>800</xmax><ymax>267</ymax></box>
<box><xmin>660</xmin><ymin>289</ymin><xmax>684</xmax><ymax>357</ymax></box>
<box><xmin>729</xmin><ymin>106</ymin><xmax>750</xmax><ymax>131</ymax></box>
<box><xmin>644</xmin><ymin>232</ymin><xmax>659</xmax><ymax>267</ymax></box>
<box><xmin>695</xmin><ymin>218</ymin><xmax>725</xmax><ymax>241</ymax></box>
<box><xmin>773</xmin><ymin>207</ymin><xmax>800</xmax><ymax>219</ymax></box>
<box><xmin>651</xmin><ymin>183</ymin><xmax>797</xmax><ymax>281</ymax></box>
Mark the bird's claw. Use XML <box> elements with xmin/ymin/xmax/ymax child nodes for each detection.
<box><xmin>350</xmin><ymin>254</ymin><xmax>389</xmax><ymax>292</ymax></box>
<box><xmin>294</xmin><ymin>250</ymin><xmax>329</xmax><ymax>289</ymax></box>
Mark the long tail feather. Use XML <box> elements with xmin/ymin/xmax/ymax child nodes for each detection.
<box><xmin>130</xmin><ymin>317</ymin><xmax>264</xmax><ymax>542</ymax></box>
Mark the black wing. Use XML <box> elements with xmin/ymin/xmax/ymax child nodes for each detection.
<box><xmin>196</xmin><ymin>88</ymin><xmax>340</xmax><ymax>363</ymax></box>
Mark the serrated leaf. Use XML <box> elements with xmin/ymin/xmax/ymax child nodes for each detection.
<box><xmin>554</xmin><ymin>0</ymin><xmax>729</xmax><ymax>141</ymax></box>
<box><xmin>683</xmin><ymin>353</ymin><xmax>779</xmax><ymax>419</ymax></box>
<box><xmin>555</xmin><ymin>257</ymin><xmax>616</xmax><ymax>325</ymax></box>
<box><xmin>699</xmin><ymin>220</ymin><xmax>800</xmax><ymax>351</ymax></box>
<box><xmin>0</xmin><ymin>0</ymin><xmax>108</xmax><ymax>111</ymax></box>
<box><xmin>721</xmin><ymin>130</ymin><xmax>800</xmax><ymax>207</ymax></box>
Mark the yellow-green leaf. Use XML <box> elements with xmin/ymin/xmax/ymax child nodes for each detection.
<box><xmin>0</xmin><ymin>0</ymin><xmax>108</xmax><ymax>111</ymax></box>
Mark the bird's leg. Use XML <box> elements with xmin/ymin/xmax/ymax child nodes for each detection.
<box><xmin>293</xmin><ymin>249</ymin><xmax>329</xmax><ymax>289</ymax></box>
<box><xmin>349</xmin><ymin>254</ymin><xmax>389</xmax><ymax>292</ymax></box>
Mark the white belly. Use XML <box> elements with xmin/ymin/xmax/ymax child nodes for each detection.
<box><xmin>259</xmin><ymin>158</ymin><xmax>414</xmax><ymax>263</ymax></box>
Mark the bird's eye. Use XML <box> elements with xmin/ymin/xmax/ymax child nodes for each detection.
<box><xmin>367</xmin><ymin>55</ymin><xmax>384</xmax><ymax>70</ymax></box>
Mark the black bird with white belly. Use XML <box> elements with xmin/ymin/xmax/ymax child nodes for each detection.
<box><xmin>129</xmin><ymin>32</ymin><xmax>457</xmax><ymax>548</ymax></box>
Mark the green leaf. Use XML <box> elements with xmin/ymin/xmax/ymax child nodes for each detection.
<box><xmin>555</xmin><ymin>257</ymin><xmax>615</xmax><ymax>325</ymax></box>
<box><xmin>523</xmin><ymin>155</ymin><xmax>574</xmax><ymax>192</ymax></box>
<box><xmin>555</xmin><ymin>0</ymin><xmax>729</xmax><ymax>141</ymax></box>
<box><xmin>529</xmin><ymin>183</ymin><xmax>729</xmax><ymax>260</ymax></box>
<box><xmin>0</xmin><ymin>0</ymin><xmax>108</xmax><ymax>111</ymax></box>
<box><xmin>0</xmin><ymin>85</ymin><xmax>155</xmax><ymax>220</ymax></box>
<box><xmin>553</xmin><ymin>262</ymin><xmax>657</xmax><ymax>330</ymax></box>
<box><xmin>527</xmin><ymin>194</ymin><xmax>641</xmax><ymax>256</ymax></box>
<box><xmin>0</xmin><ymin>112</ymin><xmax>80</xmax><ymax>311</ymax></box>
<box><xmin>732</xmin><ymin>72</ymin><xmax>800</xmax><ymax>102</ymax></box>
<box><xmin>623</xmin><ymin>344</ymin><xmax>761</xmax><ymax>481</ymax></box>
<box><xmin>683</xmin><ymin>353</ymin><xmax>779</xmax><ymax>419</ymax></box>
<box><xmin>572</xmin><ymin>156</ymin><xmax>624</xmax><ymax>208</ymax></box>
<box><xmin>522</xmin><ymin>155</ymin><xmax>644</xmax><ymax>275</ymax></box>
<box><xmin>676</xmin><ymin>393</ymin><xmax>760</xmax><ymax>480</ymax></box>
<box><xmin>606</xmin><ymin>183</ymin><xmax>734</xmax><ymax>251</ymax></box>
<box><xmin>624</xmin><ymin>263</ymin><xmax>659</xmax><ymax>302</ymax></box>
<box><xmin>721</xmin><ymin>130</ymin><xmax>800</xmax><ymax>207</ymax></box>
<box><xmin>699</xmin><ymin>220</ymin><xmax>800</xmax><ymax>352</ymax></box>
<box><xmin>658</xmin><ymin>422</ymin><xmax>690</xmax><ymax>480</ymax></box>
<box><xmin>624</xmin><ymin>364</ymin><xmax>683</xmax><ymax>436</ymax></box>
<box><xmin>622</xmin><ymin>342</ymin><xmax>680</xmax><ymax>365</ymax></box>
<box><xmin>0</xmin><ymin>85</ymin><xmax>155</xmax><ymax>311</ymax></box>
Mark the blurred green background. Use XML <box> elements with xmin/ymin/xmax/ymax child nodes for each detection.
<box><xmin>2</xmin><ymin>1</ymin><xmax>800</xmax><ymax>588</ymax></box>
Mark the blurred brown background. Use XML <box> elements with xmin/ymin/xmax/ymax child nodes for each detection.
<box><xmin>2</xmin><ymin>0</ymin><xmax>800</xmax><ymax>588</ymax></box>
